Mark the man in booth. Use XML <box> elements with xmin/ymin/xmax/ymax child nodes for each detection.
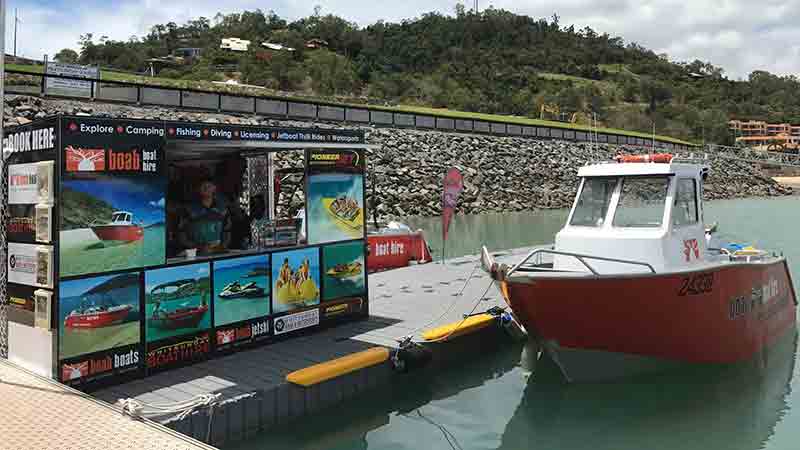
<box><xmin>178</xmin><ymin>179</ymin><xmax>231</xmax><ymax>254</ymax></box>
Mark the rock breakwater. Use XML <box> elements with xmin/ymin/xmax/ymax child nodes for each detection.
<box><xmin>4</xmin><ymin>95</ymin><xmax>791</xmax><ymax>219</ymax></box>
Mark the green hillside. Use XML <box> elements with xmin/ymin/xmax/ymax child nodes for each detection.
<box><xmin>37</xmin><ymin>7</ymin><xmax>799</xmax><ymax>145</ymax></box>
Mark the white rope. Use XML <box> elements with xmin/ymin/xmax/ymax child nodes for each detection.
<box><xmin>117</xmin><ymin>393</ymin><xmax>221</xmax><ymax>421</ymax></box>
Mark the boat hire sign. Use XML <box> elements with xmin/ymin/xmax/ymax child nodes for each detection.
<box><xmin>59</xmin><ymin>118</ymin><xmax>167</xmax><ymax>277</ymax></box>
<box><xmin>441</xmin><ymin>168</ymin><xmax>463</xmax><ymax>243</ymax></box>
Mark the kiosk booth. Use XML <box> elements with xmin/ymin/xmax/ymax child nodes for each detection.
<box><xmin>3</xmin><ymin>115</ymin><xmax>372</xmax><ymax>389</ymax></box>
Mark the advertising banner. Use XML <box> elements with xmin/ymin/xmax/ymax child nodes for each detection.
<box><xmin>215</xmin><ymin>317</ymin><xmax>270</xmax><ymax>352</ymax></box>
<box><xmin>60</xmin><ymin>119</ymin><xmax>166</xmax><ymax>277</ymax></box>
<box><xmin>306</xmin><ymin>149</ymin><xmax>365</xmax><ymax>245</ymax></box>
<box><xmin>272</xmin><ymin>247</ymin><xmax>321</xmax><ymax>315</ymax></box>
<box><xmin>441</xmin><ymin>167</ymin><xmax>463</xmax><ymax>244</ymax></box>
<box><xmin>213</xmin><ymin>254</ymin><xmax>270</xmax><ymax>327</ymax></box>
<box><xmin>58</xmin><ymin>273</ymin><xmax>142</xmax><ymax>386</ymax></box>
<box><xmin>165</xmin><ymin>122</ymin><xmax>364</xmax><ymax>144</ymax></box>
<box><xmin>322</xmin><ymin>241</ymin><xmax>366</xmax><ymax>301</ymax></box>
<box><xmin>44</xmin><ymin>61</ymin><xmax>99</xmax><ymax>98</ymax></box>
<box><xmin>8</xmin><ymin>242</ymin><xmax>52</xmax><ymax>288</ymax></box>
<box><xmin>3</xmin><ymin>123</ymin><xmax>57</xmax><ymax>154</ymax></box>
<box><xmin>144</xmin><ymin>263</ymin><xmax>211</xmax><ymax>343</ymax></box>
<box><xmin>273</xmin><ymin>308</ymin><xmax>320</xmax><ymax>335</ymax></box>
<box><xmin>9</xmin><ymin>163</ymin><xmax>39</xmax><ymax>204</ymax></box>
<box><xmin>8</xmin><ymin>204</ymin><xmax>36</xmax><ymax>242</ymax></box>
<box><xmin>145</xmin><ymin>263</ymin><xmax>212</xmax><ymax>371</ymax></box>
<box><xmin>320</xmin><ymin>297</ymin><xmax>365</xmax><ymax>324</ymax></box>
<box><xmin>7</xmin><ymin>283</ymin><xmax>36</xmax><ymax>326</ymax></box>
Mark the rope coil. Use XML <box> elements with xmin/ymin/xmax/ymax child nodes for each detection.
<box><xmin>117</xmin><ymin>393</ymin><xmax>221</xmax><ymax>421</ymax></box>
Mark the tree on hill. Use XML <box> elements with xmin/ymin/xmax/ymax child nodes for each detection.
<box><xmin>54</xmin><ymin>48</ymin><xmax>79</xmax><ymax>63</ymax></box>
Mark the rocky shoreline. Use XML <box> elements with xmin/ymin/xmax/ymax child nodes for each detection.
<box><xmin>4</xmin><ymin>95</ymin><xmax>793</xmax><ymax>219</ymax></box>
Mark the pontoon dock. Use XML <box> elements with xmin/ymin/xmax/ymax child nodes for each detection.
<box><xmin>89</xmin><ymin>247</ymin><xmax>530</xmax><ymax>447</ymax></box>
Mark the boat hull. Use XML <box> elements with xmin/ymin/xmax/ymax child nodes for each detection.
<box><xmin>151</xmin><ymin>306</ymin><xmax>208</xmax><ymax>330</ymax></box>
<box><xmin>502</xmin><ymin>260</ymin><xmax>797</xmax><ymax>381</ymax></box>
<box><xmin>219</xmin><ymin>289</ymin><xmax>265</xmax><ymax>300</ymax></box>
<box><xmin>91</xmin><ymin>224</ymin><xmax>144</xmax><ymax>242</ymax></box>
<box><xmin>64</xmin><ymin>306</ymin><xmax>132</xmax><ymax>329</ymax></box>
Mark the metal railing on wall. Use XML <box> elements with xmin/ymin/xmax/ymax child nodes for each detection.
<box><xmin>4</xmin><ymin>69</ymin><xmax>694</xmax><ymax>151</ymax></box>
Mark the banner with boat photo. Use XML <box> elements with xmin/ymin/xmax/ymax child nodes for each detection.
<box><xmin>306</xmin><ymin>149</ymin><xmax>365</xmax><ymax>245</ymax></box>
<box><xmin>144</xmin><ymin>263</ymin><xmax>212</xmax><ymax>371</ymax></box>
<box><xmin>59</xmin><ymin>118</ymin><xmax>166</xmax><ymax>277</ymax></box>
<box><xmin>58</xmin><ymin>273</ymin><xmax>143</xmax><ymax>386</ymax></box>
<box><xmin>213</xmin><ymin>254</ymin><xmax>272</xmax><ymax>351</ymax></box>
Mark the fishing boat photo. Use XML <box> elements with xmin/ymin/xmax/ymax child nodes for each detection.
<box><xmin>481</xmin><ymin>153</ymin><xmax>798</xmax><ymax>382</ymax></box>
<box><xmin>322</xmin><ymin>196</ymin><xmax>364</xmax><ymax>231</ymax></box>
<box><xmin>89</xmin><ymin>211</ymin><xmax>144</xmax><ymax>243</ymax></box>
<box><xmin>326</xmin><ymin>261</ymin><xmax>363</xmax><ymax>279</ymax></box>
<box><xmin>219</xmin><ymin>281</ymin><xmax>265</xmax><ymax>299</ymax></box>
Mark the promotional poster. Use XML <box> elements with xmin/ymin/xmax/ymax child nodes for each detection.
<box><xmin>213</xmin><ymin>255</ymin><xmax>270</xmax><ymax>327</ymax></box>
<box><xmin>272</xmin><ymin>247</ymin><xmax>321</xmax><ymax>315</ymax></box>
<box><xmin>8</xmin><ymin>204</ymin><xmax>37</xmax><ymax>242</ymax></box>
<box><xmin>60</xmin><ymin>177</ymin><xmax>166</xmax><ymax>277</ymax></box>
<box><xmin>321</xmin><ymin>297</ymin><xmax>365</xmax><ymax>324</ymax></box>
<box><xmin>145</xmin><ymin>263</ymin><xmax>212</xmax><ymax>343</ymax></box>
<box><xmin>60</xmin><ymin>344</ymin><xmax>141</xmax><ymax>387</ymax></box>
<box><xmin>7</xmin><ymin>284</ymin><xmax>36</xmax><ymax>326</ymax></box>
<box><xmin>8</xmin><ymin>163</ymin><xmax>40</xmax><ymax>204</ymax></box>
<box><xmin>306</xmin><ymin>149</ymin><xmax>365</xmax><ymax>245</ymax></box>
<box><xmin>8</xmin><ymin>242</ymin><xmax>52</xmax><ymax>288</ymax></box>
<box><xmin>322</xmin><ymin>241</ymin><xmax>366</xmax><ymax>301</ymax></box>
<box><xmin>60</xmin><ymin>118</ymin><xmax>166</xmax><ymax>277</ymax></box>
<box><xmin>146</xmin><ymin>332</ymin><xmax>211</xmax><ymax>371</ymax></box>
<box><xmin>58</xmin><ymin>273</ymin><xmax>141</xmax><ymax>360</ymax></box>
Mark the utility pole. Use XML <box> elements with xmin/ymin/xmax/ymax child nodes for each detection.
<box><xmin>12</xmin><ymin>7</ymin><xmax>20</xmax><ymax>58</ymax></box>
<box><xmin>474</xmin><ymin>0</ymin><xmax>478</xmax><ymax>12</ymax></box>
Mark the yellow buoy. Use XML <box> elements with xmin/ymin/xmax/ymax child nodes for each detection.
<box><xmin>286</xmin><ymin>347</ymin><xmax>391</xmax><ymax>387</ymax></box>
<box><xmin>422</xmin><ymin>314</ymin><xmax>497</xmax><ymax>342</ymax></box>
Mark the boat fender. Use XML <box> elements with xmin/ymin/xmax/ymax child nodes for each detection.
<box><xmin>391</xmin><ymin>340</ymin><xmax>432</xmax><ymax>373</ymax></box>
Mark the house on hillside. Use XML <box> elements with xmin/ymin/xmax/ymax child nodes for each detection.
<box><xmin>305</xmin><ymin>38</ymin><xmax>328</xmax><ymax>50</ymax></box>
<box><xmin>221</xmin><ymin>38</ymin><xmax>251</xmax><ymax>52</ymax></box>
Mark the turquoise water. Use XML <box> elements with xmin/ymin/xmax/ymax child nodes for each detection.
<box><xmin>60</xmin><ymin>225</ymin><xmax>166</xmax><ymax>277</ymax></box>
<box><xmin>230</xmin><ymin>196</ymin><xmax>800</xmax><ymax>450</ymax></box>
<box><xmin>214</xmin><ymin>256</ymin><xmax>271</xmax><ymax>327</ymax></box>
<box><xmin>307</xmin><ymin>174</ymin><xmax>365</xmax><ymax>245</ymax></box>
<box><xmin>322</xmin><ymin>241</ymin><xmax>366</xmax><ymax>301</ymax></box>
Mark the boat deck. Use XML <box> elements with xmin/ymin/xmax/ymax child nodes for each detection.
<box><xmin>91</xmin><ymin>246</ymin><xmax>535</xmax><ymax>447</ymax></box>
<box><xmin>0</xmin><ymin>358</ymin><xmax>216</xmax><ymax>450</ymax></box>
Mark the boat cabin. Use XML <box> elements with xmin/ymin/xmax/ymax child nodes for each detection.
<box><xmin>554</xmin><ymin>154</ymin><xmax>710</xmax><ymax>274</ymax></box>
<box><xmin>2</xmin><ymin>115</ymin><xmax>374</xmax><ymax>389</ymax></box>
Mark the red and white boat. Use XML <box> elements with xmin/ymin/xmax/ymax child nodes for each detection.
<box><xmin>482</xmin><ymin>153</ymin><xmax>797</xmax><ymax>382</ymax></box>
<box><xmin>65</xmin><ymin>303</ymin><xmax>133</xmax><ymax>329</ymax></box>
<box><xmin>90</xmin><ymin>211</ymin><xmax>144</xmax><ymax>243</ymax></box>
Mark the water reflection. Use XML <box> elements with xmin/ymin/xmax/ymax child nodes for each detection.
<box><xmin>406</xmin><ymin>211</ymin><xmax>568</xmax><ymax>261</ymax></box>
<box><xmin>500</xmin><ymin>329</ymin><xmax>797</xmax><ymax>450</ymax></box>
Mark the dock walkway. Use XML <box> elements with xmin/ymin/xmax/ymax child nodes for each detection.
<box><xmin>0</xmin><ymin>358</ymin><xmax>217</xmax><ymax>450</ymax></box>
<box><xmin>91</xmin><ymin>246</ymin><xmax>537</xmax><ymax>447</ymax></box>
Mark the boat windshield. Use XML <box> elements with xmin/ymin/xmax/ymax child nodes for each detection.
<box><xmin>112</xmin><ymin>212</ymin><xmax>130</xmax><ymax>223</ymax></box>
<box><xmin>570</xmin><ymin>177</ymin><xmax>618</xmax><ymax>227</ymax></box>
<box><xmin>612</xmin><ymin>176</ymin><xmax>670</xmax><ymax>228</ymax></box>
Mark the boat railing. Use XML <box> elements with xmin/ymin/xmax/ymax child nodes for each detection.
<box><xmin>508</xmin><ymin>249</ymin><xmax>656</xmax><ymax>276</ymax></box>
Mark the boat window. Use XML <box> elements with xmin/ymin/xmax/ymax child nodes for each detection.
<box><xmin>569</xmin><ymin>177</ymin><xmax>618</xmax><ymax>227</ymax></box>
<box><xmin>673</xmin><ymin>178</ymin><xmax>698</xmax><ymax>226</ymax></box>
<box><xmin>612</xmin><ymin>176</ymin><xmax>670</xmax><ymax>228</ymax></box>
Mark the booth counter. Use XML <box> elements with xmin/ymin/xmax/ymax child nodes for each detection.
<box><xmin>3</xmin><ymin>115</ymin><xmax>373</xmax><ymax>389</ymax></box>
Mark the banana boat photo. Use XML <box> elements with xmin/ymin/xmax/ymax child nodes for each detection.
<box><xmin>273</xmin><ymin>248</ymin><xmax>322</xmax><ymax>314</ymax></box>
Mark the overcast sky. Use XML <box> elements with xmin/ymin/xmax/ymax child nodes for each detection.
<box><xmin>7</xmin><ymin>0</ymin><xmax>797</xmax><ymax>79</ymax></box>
